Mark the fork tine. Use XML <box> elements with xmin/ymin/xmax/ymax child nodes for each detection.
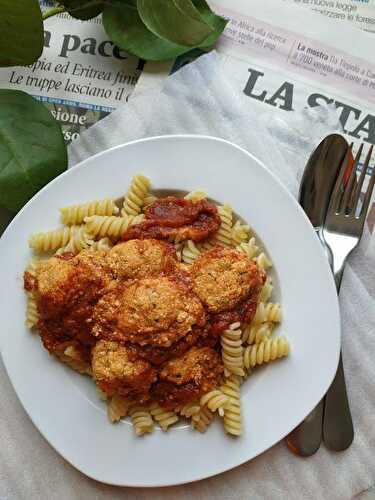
<box><xmin>352</xmin><ymin>145</ymin><xmax>373</xmax><ymax>212</ymax></box>
<box><xmin>329</xmin><ymin>144</ymin><xmax>353</xmax><ymax>213</ymax></box>
<box><xmin>359</xmin><ymin>147</ymin><xmax>375</xmax><ymax>220</ymax></box>
<box><xmin>342</xmin><ymin>143</ymin><xmax>363</xmax><ymax>213</ymax></box>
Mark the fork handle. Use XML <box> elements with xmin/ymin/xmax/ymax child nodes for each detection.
<box><xmin>323</xmin><ymin>352</ymin><xmax>354</xmax><ymax>450</ymax></box>
<box><xmin>286</xmin><ymin>399</ymin><xmax>324</xmax><ymax>456</ymax></box>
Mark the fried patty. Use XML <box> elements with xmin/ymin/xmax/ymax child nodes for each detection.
<box><xmin>91</xmin><ymin>340</ymin><xmax>157</xmax><ymax>398</ymax></box>
<box><xmin>191</xmin><ymin>246</ymin><xmax>264</xmax><ymax>313</ymax></box>
<box><xmin>92</xmin><ymin>276</ymin><xmax>206</xmax><ymax>347</ymax></box>
<box><xmin>107</xmin><ymin>239</ymin><xmax>177</xmax><ymax>279</ymax></box>
<box><xmin>151</xmin><ymin>346</ymin><xmax>224</xmax><ymax>409</ymax></box>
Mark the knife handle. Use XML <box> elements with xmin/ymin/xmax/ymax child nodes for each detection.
<box><xmin>323</xmin><ymin>352</ymin><xmax>354</xmax><ymax>451</ymax></box>
<box><xmin>286</xmin><ymin>398</ymin><xmax>324</xmax><ymax>457</ymax></box>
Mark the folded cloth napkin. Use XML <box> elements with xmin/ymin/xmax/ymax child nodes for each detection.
<box><xmin>1</xmin><ymin>52</ymin><xmax>375</xmax><ymax>500</ymax></box>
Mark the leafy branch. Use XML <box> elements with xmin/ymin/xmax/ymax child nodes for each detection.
<box><xmin>42</xmin><ymin>6</ymin><xmax>66</xmax><ymax>20</ymax></box>
<box><xmin>0</xmin><ymin>0</ymin><xmax>228</xmax><ymax>212</ymax></box>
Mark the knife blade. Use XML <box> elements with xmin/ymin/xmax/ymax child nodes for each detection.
<box><xmin>285</xmin><ymin>133</ymin><xmax>348</xmax><ymax>456</ymax></box>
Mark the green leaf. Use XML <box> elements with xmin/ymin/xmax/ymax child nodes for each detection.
<box><xmin>0</xmin><ymin>0</ymin><xmax>43</xmax><ymax>66</ymax></box>
<box><xmin>137</xmin><ymin>0</ymin><xmax>214</xmax><ymax>47</ymax></box>
<box><xmin>0</xmin><ymin>90</ymin><xmax>68</xmax><ymax>212</ymax></box>
<box><xmin>103</xmin><ymin>2</ymin><xmax>190</xmax><ymax>61</ymax></box>
<box><xmin>192</xmin><ymin>0</ymin><xmax>228</xmax><ymax>47</ymax></box>
<box><xmin>58</xmin><ymin>0</ymin><xmax>104</xmax><ymax>20</ymax></box>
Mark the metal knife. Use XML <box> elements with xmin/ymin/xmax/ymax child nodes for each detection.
<box><xmin>285</xmin><ymin>134</ymin><xmax>348</xmax><ymax>456</ymax></box>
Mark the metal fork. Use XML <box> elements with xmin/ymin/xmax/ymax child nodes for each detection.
<box><xmin>322</xmin><ymin>143</ymin><xmax>375</xmax><ymax>451</ymax></box>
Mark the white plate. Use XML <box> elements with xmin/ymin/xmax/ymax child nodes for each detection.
<box><xmin>0</xmin><ymin>135</ymin><xmax>340</xmax><ymax>487</ymax></box>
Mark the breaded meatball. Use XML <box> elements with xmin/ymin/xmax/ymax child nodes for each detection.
<box><xmin>32</xmin><ymin>250</ymin><xmax>112</xmax><ymax>352</ymax></box>
<box><xmin>92</xmin><ymin>340</ymin><xmax>156</xmax><ymax>398</ymax></box>
<box><xmin>151</xmin><ymin>347</ymin><xmax>224</xmax><ymax>409</ymax></box>
<box><xmin>92</xmin><ymin>276</ymin><xmax>206</xmax><ymax>347</ymax></box>
<box><xmin>35</xmin><ymin>250</ymin><xmax>111</xmax><ymax>318</ymax></box>
<box><xmin>191</xmin><ymin>246</ymin><xmax>265</xmax><ymax>313</ymax></box>
<box><xmin>107</xmin><ymin>239</ymin><xmax>177</xmax><ymax>279</ymax></box>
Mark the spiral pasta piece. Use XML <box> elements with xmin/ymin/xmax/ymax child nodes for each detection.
<box><xmin>174</xmin><ymin>242</ymin><xmax>183</xmax><ymax>262</ymax></box>
<box><xmin>215</xmin><ymin>204</ymin><xmax>233</xmax><ymax>247</ymax></box>
<box><xmin>60</xmin><ymin>198</ymin><xmax>119</xmax><ymax>225</ymax></box>
<box><xmin>184</xmin><ymin>190</ymin><xmax>207</xmax><ymax>201</ymax></box>
<box><xmin>242</xmin><ymin>322</ymin><xmax>273</xmax><ymax>345</ymax></box>
<box><xmin>243</xmin><ymin>337</ymin><xmax>290</xmax><ymax>370</ymax></box>
<box><xmin>26</xmin><ymin>293</ymin><xmax>39</xmax><ymax>329</ymax></box>
<box><xmin>56</xmin><ymin>226</ymin><xmax>94</xmax><ymax>254</ymax></box>
<box><xmin>29</xmin><ymin>226</ymin><xmax>75</xmax><ymax>253</ymax></box>
<box><xmin>150</xmin><ymin>402</ymin><xmax>179</xmax><ymax>431</ymax></box>
<box><xmin>259</xmin><ymin>277</ymin><xmax>273</xmax><ymax>303</ymax></box>
<box><xmin>236</xmin><ymin>237</ymin><xmax>259</xmax><ymax>259</ymax></box>
<box><xmin>221</xmin><ymin>375</ymin><xmax>242</xmax><ymax>436</ymax></box>
<box><xmin>221</xmin><ymin>322</ymin><xmax>245</xmax><ymax>377</ymax></box>
<box><xmin>25</xmin><ymin>259</ymin><xmax>39</xmax><ymax>329</ymax></box>
<box><xmin>179</xmin><ymin>401</ymin><xmax>201</xmax><ymax>418</ymax></box>
<box><xmin>107</xmin><ymin>395</ymin><xmax>132</xmax><ymax>423</ymax></box>
<box><xmin>232</xmin><ymin>220</ymin><xmax>251</xmax><ymax>246</ymax></box>
<box><xmin>121</xmin><ymin>174</ymin><xmax>151</xmax><ymax>216</ymax></box>
<box><xmin>264</xmin><ymin>303</ymin><xmax>282</xmax><ymax>323</ymax></box>
<box><xmin>56</xmin><ymin>345</ymin><xmax>92</xmax><ymax>376</ymax></box>
<box><xmin>255</xmin><ymin>252</ymin><xmax>272</xmax><ymax>270</ymax></box>
<box><xmin>181</xmin><ymin>240</ymin><xmax>201</xmax><ymax>264</ymax></box>
<box><xmin>253</xmin><ymin>302</ymin><xmax>266</xmax><ymax>323</ymax></box>
<box><xmin>84</xmin><ymin>214</ymin><xmax>144</xmax><ymax>240</ymax></box>
<box><xmin>200</xmin><ymin>390</ymin><xmax>229</xmax><ymax>417</ymax></box>
<box><xmin>143</xmin><ymin>194</ymin><xmax>158</xmax><ymax>208</ymax></box>
<box><xmin>89</xmin><ymin>237</ymin><xmax>113</xmax><ymax>251</ymax></box>
<box><xmin>129</xmin><ymin>405</ymin><xmax>154</xmax><ymax>436</ymax></box>
<box><xmin>191</xmin><ymin>406</ymin><xmax>214</xmax><ymax>433</ymax></box>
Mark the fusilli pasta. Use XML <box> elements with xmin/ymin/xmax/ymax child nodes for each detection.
<box><xmin>255</xmin><ymin>251</ymin><xmax>272</xmax><ymax>270</ymax></box>
<box><xmin>221</xmin><ymin>375</ymin><xmax>242</xmax><ymax>436</ymax></box>
<box><xmin>129</xmin><ymin>405</ymin><xmax>154</xmax><ymax>436</ymax></box>
<box><xmin>231</xmin><ymin>220</ymin><xmax>251</xmax><ymax>246</ymax></box>
<box><xmin>107</xmin><ymin>395</ymin><xmax>132</xmax><ymax>423</ymax></box>
<box><xmin>89</xmin><ymin>237</ymin><xmax>113</xmax><ymax>251</ymax></box>
<box><xmin>56</xmin><ymin>226</ymin><xmax>93</xmax><ymax>254</ymax></box>
<box><xmin>56</xmin><ymin>345</ymin><xmax>92</xmax><ymax>375</ymax></box>
<box><xmin>242</xmin><ymin>322</ymin><xmax>273</xmax><ymax>345</ymax></box>
<box><xmin>200</xmin><ymin>390</ymin><xmax>229</xmax><ymax>416</ymax></box>
<box><xmin>181</xmin><ymin>240</ymin><xmax>201</xmax><ymax>264</ymax></box>
<box><xmin>264</xmin><ymin>303</ymin><xmax>282</xmax><ymax>323</ymax></box>
<box><xmin>150</xmin><ymin>402</ymin><xmax>179</xmax><ymax>431</ymax></box>
<box><xmin>60</xmin><ymin>198</ymin><xmax>119</xmax><ymax>225</ymax></box>
<box><xmin>26</xmin><ymin>293</ymin><xmax>38</xmax><ymax>329</ymax></box>
<box><xmin>29</xmin><ymin>227</ymin><xmax>74</xmax><ymax>252</ymax></box>
<box><xmin>221</xmin><ymin>322</ymin><xmax>245</xmax><ymax>377</ymax></box>
<box><xmin>191</xmin><ymin>406</ymin><xmax>214</xmax><ymax>433</ymax></box>
<box><xmin>84</xmin><ymin>214</ymin><xmax>144</xmax><ymax>240</ymax></box>
<box><xmin>179</xmin><ymin>401</ymin><xmax>201</xmax><ymax>418</ymax></box>
<box><xmin>253</xmin><ymin>302</ymin><xmax>267</xmax><ymax>323</ymax></box>
<box><xmin>243</xmin><ymin>337</ymin><xmax>290</xmax><ymax>370</ymax></box>
<box><xmin>216</xmin><ymin>204</ymin><xmax>233</xmax><ymax>247</ymax></box>
<box><xmin>184</xmin><ymin>190</ymin><xmax>207</xmax><ymax>201</ymax></box>
<box><xmin>259</xmin><ymin>277</ymin><xmax>273</xmax><ymax>303</ymax></box>
<box><xmin>143</xmin><ymin>194</ymin><xmax>158</xmax><ymax>208</ymax></box>
<box><xmin>25</xmin><ymin>259</ymin><xmax>39</xmax><ymax>329</ymax></box>
<box><xmin>121</xmin><ymin>174</ymin><xmax>151</xmax><ymax>216</ymax></box>
<box><xmin>236</xmin><ymin>237</ymin><xmax>259</xmax><ymax>259</ymax></box>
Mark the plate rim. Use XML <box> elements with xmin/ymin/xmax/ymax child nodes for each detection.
<box><xmin>0</xmin><ymin>134</ymin><xmax>341</xmax><ymax>487</ymax></box>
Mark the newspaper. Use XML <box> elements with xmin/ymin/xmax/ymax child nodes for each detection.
<box><xmin>285</xmin><ymin>0</ymin><xmax>375</xmax><ymax>31</ymax></box>
<box><xmin>0</xmin><ymin>1</ymin><xmax>143</xmax><ymax>143</ymax></box>
<box><xmin>284</xmin><ymin>0</ymin><xmax>375</xmax><ymax>31</ymax></box>
<box><xmin>136</xmin><ymin>0</ymin><xmax>375</xmax><ymax>231</ymax></box>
